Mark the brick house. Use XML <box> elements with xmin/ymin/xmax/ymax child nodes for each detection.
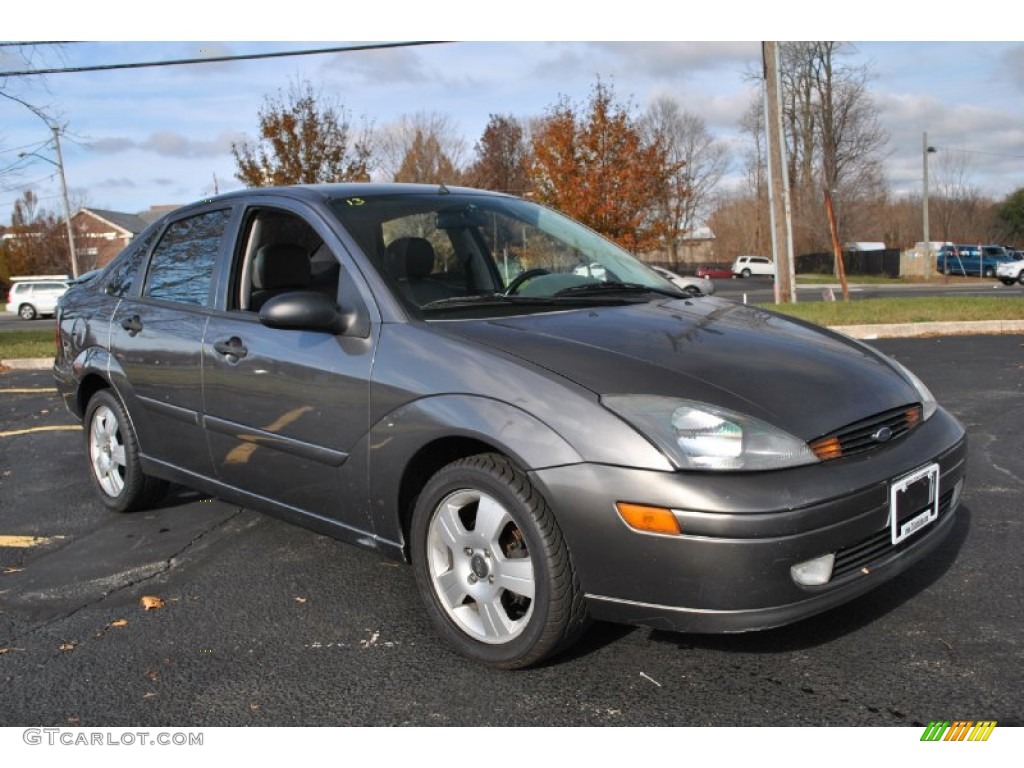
<box><xmin>71</xmin><ymin>206</ymin><xmax>178</xmax><ymax>271</ymax></box>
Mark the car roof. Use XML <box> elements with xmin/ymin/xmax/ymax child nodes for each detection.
<box><xmin>198</xmin><ymin>183</ymin><xmax>511</xmax><ymax>207</ymax></box>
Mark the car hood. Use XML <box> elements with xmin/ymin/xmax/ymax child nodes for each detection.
<box><xmin>438</xmin><ymin>298</ymin><xmax>921</xmax><ymax>440</ymax></box>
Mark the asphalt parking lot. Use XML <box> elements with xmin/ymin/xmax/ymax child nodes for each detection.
<box><xmin>0</xmin><ymin>335</ymin><xmax>1021</xmax><ymax>727</ymax></box>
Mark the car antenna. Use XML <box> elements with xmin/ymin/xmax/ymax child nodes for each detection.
<box><xmin>438</xmin><ymin>182</ymin><xmax>450</xmax><ymax>195</ymax></box>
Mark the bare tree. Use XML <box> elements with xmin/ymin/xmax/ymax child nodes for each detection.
<box><xmin>641</xmin><ymin>97</ymin><xmax>730</xmax><ymax>263</ymax></box>
<box><xmin>931</xmin><ymin>149</ymin><xmax>982</xmax><ymax>242</ymax></box>
<box><xmin>379</xmin><ymin>111</ymin><xmax>466</xmax><ymax>183</ymax></box>
<box><xmin>1</xmin><ymin>44</ymin><xmax>68</xmax><ymax>185</ymax></box>
<box><xmin>746</xmin><ymin>42</ymin><xmax>889</xmax><ymax>254</ymax></box>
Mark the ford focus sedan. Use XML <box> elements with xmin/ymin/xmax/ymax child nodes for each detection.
<box><xmin>54</xmin><ymin>184</ymin><xmax>967</xmax><ymax>668</ymax></box>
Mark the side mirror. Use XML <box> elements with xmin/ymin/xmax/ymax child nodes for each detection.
<box><xmin>259</xmin><ymin>291</ymin><xmax>348</xmax><ymax>334</ymax></box>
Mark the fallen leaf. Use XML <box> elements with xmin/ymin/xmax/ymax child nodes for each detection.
<box><xmin>2</xmin><ymin>567</ymin><xmax>24</xmax><ymax>575</ymax></box>
<box><xmin>294</xmin><ymin>596</ymin><xmax>307</xmax><ymax>603</ymax></box>
<box><xmin>0</xmin><ymin>647</ymin><xmax>26</xmax><ymax>655</ymax></box>
<box><xmin>109</xmin><ymin>619</ymin><xmax>128</xmax><ymax>628</ymax></box>
<box><xmin>59</xmin><ymin>642</ymin><xmax>77</xmax><ymax>652</ymax></box>
<box><xmin>140</xmin><ymin>595</ymin><xmax>165</xmax><ymax>611</ymax></box>
<box><xmin>143</xmin><ymin>692</ymin><xmax>158</xmax><ymax>699</ymax></box>
<box><xmin>67</xmin><ymin>715</ymin><xmax>80</xmax><ymax>724</ymax></box>
<box><xmin>250</xmin><ymin>702</ymin><xmax>260</xmax><ymax>710</ymax></box>
<box><xmin>145</xmin><ymin>668</ymin><xmax>159</xmax><ymax>682</ymax></box>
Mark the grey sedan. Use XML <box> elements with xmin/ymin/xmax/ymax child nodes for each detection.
<box><xmin>54</xmin><ymin>184</ymin><xmax>967</xmax><ymax>668</ymax></box>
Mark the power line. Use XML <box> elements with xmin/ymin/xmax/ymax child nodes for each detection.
<box><xmin>0</xmin><ymin>138</ymin><xmax>52</xmax><ymax>156</ymax></box>
<box><xmin>0</xmin><ymin>41</ymin><xmax>82</xmax><ymax>47</ymax></box>
<box><xmin>0</xmin><ymin>170</ymin><xmax>58</xmax><ymax>193</ymax></box>
<box><xmin>0</xmin><ymin>41</ymin><xmax>452</xmax><ymax>77</ymax></box>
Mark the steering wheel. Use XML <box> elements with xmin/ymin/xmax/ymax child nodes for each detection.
<box><xmin>504</xmin><ymin>268</ymin><xmax>551</xmax><ymax>295</ymax></box>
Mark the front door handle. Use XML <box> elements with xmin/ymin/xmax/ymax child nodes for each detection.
<box><xmin>120</xmin><ymin>314</ymin><xmax>143</xmax><ymax>336</ymax></box>
<box><xmin>213</xmin><ymin>337</ymin><xmax>248</xmax><ymax>360</ymax></box>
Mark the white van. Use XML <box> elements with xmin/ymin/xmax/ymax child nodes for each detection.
<box><xmin>6</xmin><ymin>276</ymin><xmax>71</xmax><ymax>320</ymax></box>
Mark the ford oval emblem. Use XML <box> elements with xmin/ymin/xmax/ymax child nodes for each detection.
<box><xmin>873</xmin><ymin>426</ymin><xmax>893</xmax><ymax>443</ymax></box>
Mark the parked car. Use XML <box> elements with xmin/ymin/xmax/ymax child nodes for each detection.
<box><xmin>696</xmin><ymin>264</ymin><xmax>733</xmax><ymax>280</ymax></box>
<box><xmin>651</xmin><ymin>265</ymin><xmax>715</xmax><ymax>296</ymax></box>
<box><xmin>995</xmin><ymin>253</ymin><xmax>1024</xmax><ymax>285</ymax></box>
<box><xmin>54</xmin><ymin>184</ymin><xmax>967</xmax><ymax>668</ymax></box>
<box><xmin>5</xmin><ymin>276</ymin><xmax>70</xmax><ymax>320</ymax></box>
<box><xmin>936</xmin><ymin>244</ymin><xmax>1015</xmax><ymax>277</ymax></box>
<box><xmin>732</xmin><ymin>255</ymin><xmax>776</xmax><ymax>278</ymax></box>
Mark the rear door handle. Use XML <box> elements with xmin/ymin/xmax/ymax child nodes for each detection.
<box><xmin>120</xmin><ymin>315</ymin><xmax>143</xmax><ymax>336</ymax></box>
<box><xmin>213</xmin><ymin>337</ymin><xmax>248</xmax><ymax>360</ymax></box>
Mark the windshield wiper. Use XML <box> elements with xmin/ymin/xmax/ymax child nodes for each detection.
<box><xmin>552</xmin><ymin>281</ymin><xmax>682</xmax><ymax>299</ymax></box>
<box><xmin>420</xmin><ymin>294</ymin><xmax>559</xmax><ymax>310</ymax></box>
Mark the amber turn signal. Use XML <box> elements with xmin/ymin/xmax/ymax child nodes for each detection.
<box><xmin>616</xmin><ymin>503</ymin><xmax>681</xmax><ymax>535</ymax></box>
<box><xmin>809</xmin><ymin>435</ymin><xmax>843</xmax><ymax>460</ymax></box>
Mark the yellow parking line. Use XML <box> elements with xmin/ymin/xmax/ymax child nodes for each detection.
<box><xmin>0</xmin><ymin>388</ymin><xmax>57</xmax><ymax>394</ymax></box>
<box><xmin>0</xmin><ymin>425</ymin><xmax>80</xmax><ymax>438</ymax></box>
<box><xmin>0</xmin><ymin>535</ymin><xmax>57</xmax><ymax>548</ymax></box>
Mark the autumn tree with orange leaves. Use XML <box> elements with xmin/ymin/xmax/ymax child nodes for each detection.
<box><xmin>232</xmin><ymin>79</ymin><xmax>373</xmax><ymax>187</ymax></box>
<box><xmin>528</xmin><ymin>81</ymin><xmax>676</xmax><ymax>252</ymax></box>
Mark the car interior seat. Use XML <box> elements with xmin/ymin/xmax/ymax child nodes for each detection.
<box><xmin>250</xmin><ymin>243</ymin><xmax>311</xmax><ymax>311</ymax></box>
<box><xmin>383</xmin><ymin>237</ymin><xmax>454</xmax><ymax>306</ymax></box>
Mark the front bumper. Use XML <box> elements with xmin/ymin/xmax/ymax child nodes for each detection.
<box><xmin>531</xmin><ymin>406</ymin><xmax>967</xmax><ymax>634</ymax></box>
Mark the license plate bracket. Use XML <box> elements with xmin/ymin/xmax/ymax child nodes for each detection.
<box><xmin>890</xmin><ymin>463</ymin><xmax>940</xmax><ymax>545</ymax></box>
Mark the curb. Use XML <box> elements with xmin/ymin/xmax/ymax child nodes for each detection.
<box><xmin>828</xmin><ymin>319</ymin><xmax>1024</xmax><ymax>339</ymax></box>
<box><xmin>0</xmin><ymin>358</ymin><xmax>53</xmax><ymax>371</ymax></box>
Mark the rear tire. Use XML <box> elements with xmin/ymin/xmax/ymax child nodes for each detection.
<box><xmin>84</xmin><ymin>389</ymin><xmax>168</xmax><ymax>513</ymax></box>
<box><xmin>741</xmin><ymin>268</ymin><xmax>752</xmax><ymax>278</ymax></box>
<box><xmin>410</xmin><ymin>453</ymin><xmax>589</xmax><ymax>669</ymax></box>
<box><xmin>18</xmin><ymin>304</ymin><xmax>36</xmax><ymax>320</ymax></box>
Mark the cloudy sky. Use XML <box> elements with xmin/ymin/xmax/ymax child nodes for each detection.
<box><xmin>3</xmin><ymin>11</ymin><xmax>1022</xmax><ymax>228</ymax></box>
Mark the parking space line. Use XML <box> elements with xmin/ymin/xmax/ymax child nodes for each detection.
<box><xmin>0</xmin><ymin>425</ymin><xmax>80</xmax><ymax>438</ymax></box>
<box><xmin>0</xmin><ymin>388</ymin><xmax>58</xmax><ymax>394</ymax></box>
<box><xmin>0</xmin><ymin>535</ymin><xmax>58</xmax><ymax>548</ymax></box>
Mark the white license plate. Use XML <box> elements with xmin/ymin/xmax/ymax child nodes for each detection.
<box><xmin>890</xmin><ymin>463</ymin><xmax>940</xmax><ymax>545</ymax></box>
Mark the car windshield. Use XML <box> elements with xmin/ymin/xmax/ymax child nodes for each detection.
<box><xmin>328</xmin><ymin>191</ymin><xmax>680</xmax><ymax>317</ymax></box>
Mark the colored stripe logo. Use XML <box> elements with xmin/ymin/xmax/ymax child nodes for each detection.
<box><xmin>921</xmin><ymin>721</ymin><xmax>997</xmax><ymax>741</ymax></box>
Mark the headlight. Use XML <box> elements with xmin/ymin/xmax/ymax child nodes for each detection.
<box><xmin>602</xmin><ymin>395</ymin><xmax>819</xmax><ymax>471</ymax></box>
<box><xmin>889</xmin><ymin>359</ymin><xmax>937</xmax><ymax>421</ymax></box>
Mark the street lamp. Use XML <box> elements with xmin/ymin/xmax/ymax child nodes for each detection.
<box><xmin>17</xmin><ymin>125</ymin><xmax>79</xmax><ymax>279</ymax></box>
<box><xmin>922</xmin><ymin>132</ymin><xmax>938</xmax><ymax>279</ymax></box>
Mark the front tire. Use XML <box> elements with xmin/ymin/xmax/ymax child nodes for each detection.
<box><xmin>410</xmin><ymin>453</ymin><xmax>588</xmax><ymax>669</ymax></box>
<box><xmin>84</xmin><ymin>389</ymin><xmax>168</xmax><ymax>513</ymax></box>
<box><xmin>1000</xmin><ymin>278</ymin><xmax>1016</xmax><ymax>286</ymax></box>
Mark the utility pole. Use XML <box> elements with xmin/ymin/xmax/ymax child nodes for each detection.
<box><xmin>762</xmin><ymin>42</ymin><xmax>796</xmax><ymax>303</ymax></box>
<box><xmin>922</xmin><ymin>132</ymin><xmax>937</xmax><ymax>280</ymax></box>
<box><xmin>4</xmin><ymin>91</ymin><xmax>80</xmax><ymax>278</ymax></box>
<box><xmin>52</xmin><ymin>124</ymin><xmax>79</xmax><ymax>279</ymax></box>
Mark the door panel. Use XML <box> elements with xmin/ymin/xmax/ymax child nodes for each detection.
<box><xmin>201</xmin><ymin>315</ymin><xmax>374</xmax><ymax>524</ymax></box>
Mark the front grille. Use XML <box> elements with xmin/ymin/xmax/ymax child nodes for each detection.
<box><xmin>809</xmin><ymin>404</ymin><xmax>923</xmax><ymax>461</ymax></box>
<box><xmin>831</xmin><ymin>487</ymin><xmax>955</xmax><ymax>580</ymax></box>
